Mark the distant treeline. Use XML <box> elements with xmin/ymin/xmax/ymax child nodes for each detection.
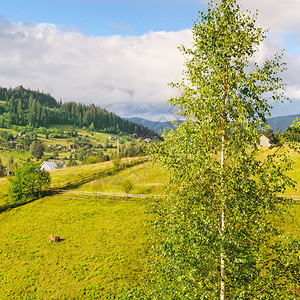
<box><xmin>0</xmin><ymin>86</ymin><xmax>157</xmax><ymax>137</ymax></box>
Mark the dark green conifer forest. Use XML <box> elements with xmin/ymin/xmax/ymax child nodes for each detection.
<box><xmin>0</xmin><ymin>86</ymin><xmax>156</xmax><ymax>137</ymax></box>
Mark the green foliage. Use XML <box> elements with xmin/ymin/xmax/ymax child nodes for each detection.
<box><xmin>261</xmin><ymin>128</ymin><xmax>280</xmax><ymax>145</ymax></box>
<box><xmin>285</xmin><ymin>117</ymin><xmax>300</xmax><ymax>142</ymax></box>
<box><xmin>0</xmin><ymin>86</ymin><xmax>157</xmax><ymax>137</ymax></box>
<box><xmin>145</xmin><ymin>0</ymin><xmax>300</xmax><ymax>299</ymax></box>
<box><xmin>113</xmin><ymin>155</ymin><xmax>123</xmax><ymax>170</ymax></box>
<box><xmin>8</xmin><ymin>162</ymin><xmax>51</xmax><ymax>204</ymax></box>
<box><xmin>0</xmin><ymin>158</ymin><xmax>5</xmax><ymax>177</ymax></box>
<box><xmin>68</xmin><ymin>154</ymin><xmax>78</xmax><ymax>166</ymax></box>
<box><xmin>30</xmin><ymin>139</ymin><xmax>45</xmax><ymax>160</ymax></box>
<box><xmin>55</xmin><ymin>161</ymin><xmax>65</xmax><ymax>169</ymax></box>
<box><xmin>0</xmin><ymin>130</ymin><xmax>14</xmax><ymax>140</ymax></box>
<box><xmin>122</xmin><ymin>179</ymin><xmax>134</xmax><ymax>194</ymax></box>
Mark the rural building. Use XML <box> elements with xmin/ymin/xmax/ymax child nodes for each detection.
<box><xmin>260</xmin><ymin>135</ymin><xmax>271</xmax><ymax>148</ymax></box>
<box><xmin>40</xmin><ymin>161</ymin><xmax>66</xmax><ymax>171</ymax></box>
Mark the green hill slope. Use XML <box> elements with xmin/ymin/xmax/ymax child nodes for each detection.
<box><xmin>0</xmin><ymin>151</ymin><xmax>298</xmax><ymax>298</ymax></box>
<box><xmin>0</xmin><ymin>124</ymin><xmax>149</xmax><ymax>174</ymax></box>
<box><xmin>0</xmin><ymin>85</ymin><xmax>158</xmax><ymax>138</ymax></box>
<box><xmin>74</xmin><ymin>161</ymin><xmax>168</xmax><ymax>195</ymax></box>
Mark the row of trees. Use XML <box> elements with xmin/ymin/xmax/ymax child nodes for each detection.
<box><xmin>0</xmin><ymin>86</ymin><xmax>57</xmax><ymax>108</ymax></box>
<box><xmin>0</xmin><ymin>86</ymin><xmax>157</xmax><ymax>137</ymax></box>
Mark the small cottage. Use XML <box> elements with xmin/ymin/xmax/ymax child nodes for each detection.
<box><xmin>260</xmin><ymin>135</ymin><xmax>271</xmax><ymax>148</ymax></box>
<box><xmin>40</xmin><ymin>161</ymin><xmax>66</xmax><ymax>171</ymax></box>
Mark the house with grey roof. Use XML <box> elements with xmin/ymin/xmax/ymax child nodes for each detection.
<box><xmin>40</xmin><ymin>161</ymin><xmax>67</xmax><ymax>171</ymax></box>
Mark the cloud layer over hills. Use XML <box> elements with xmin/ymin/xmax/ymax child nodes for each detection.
<box><xmin>0</xmin><ymin>0</ymin><xmax>299</xmax><ymax>121</ymax></box>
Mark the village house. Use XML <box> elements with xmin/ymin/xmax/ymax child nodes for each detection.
<box><xmin>40</xmin><ymin>161</ymin><xmax>67</xmax><ymax>171</ymax></box>
<box><xmin>260</xmin><ymin>134</ymin><xmax>271</xmax><ymax>148</ymax></box>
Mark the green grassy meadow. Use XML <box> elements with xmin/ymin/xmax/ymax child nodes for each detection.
<box><xmin>0</xmin><ymin>150</ymin><xmax>299</xmax><ymax>299</ymax></box>
<box><xmin>0</xmin><ymin>196</ymin><xmax>148</xmax><ymax>299</ymax></box>
<box><xmin>75</xmin><ymin>162</ymin><xmax>168</xmax><ymax>195</ymax></box>
<box><xmin>0</xmin><ymin>177</ymin><xmax>9</xmax><ymax>206</ymax></box>
<box><xmin>0</xmin><ymin>157</ymin><xmax>146</xmax><ymax>207</ymax></box>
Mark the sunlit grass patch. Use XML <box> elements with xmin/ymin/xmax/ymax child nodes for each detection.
<box><xmin>0</xmin><ymin>177</ymin><xmax>9</xmax><ymax>206</ymax></box>
<box><xmin>50</xmin><ymin>157</ymin><xmax>143</xmax><ymax>189</ymax></box>
<box><xmin>75</xmin><ymin>161</ymin><xmax>169</xmax><ymax>195</ymax></box>
<box><xmin>0</xmin><ymin>195</ymin><xmax>148</xmax><ymax>299</ymax></box>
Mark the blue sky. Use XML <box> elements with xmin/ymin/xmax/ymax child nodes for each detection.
<box><xmin>0</xmin><ymin>0</ymin><xmax>299</xmax><ymax>121</ymax></box>
<box><xmin>1</xmin><ymin>0</ymin><xmax>206</xmax><ymax>36</ymax></box>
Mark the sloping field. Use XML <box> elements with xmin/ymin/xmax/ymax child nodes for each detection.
<box><xmin>50</xmin><ymin>157</ymin><xmax>146</xmax><ymax>189</ymax></box>
<box><xmin>74</xmin><ymin>161</ymin><xmax>168</xmax><ymax>195</ymax></box>
<box><xmin>0</xmin><ymin>195</ymin><xmax>148</xmax><ymax>299</ymax></box>
<box><xmin>0</xmin><ymin>152</ymin><xmax>299</xmax><ymax>299</ymax></box>
<box><xmin>0</xmin><ymin>177</ymin><xmax>9</xmax><ymax>206</ymax></box>
<box><xmin>0</xmin><ymin>157</ymin><xmax>149</xmax><ymax>207</ymax></box>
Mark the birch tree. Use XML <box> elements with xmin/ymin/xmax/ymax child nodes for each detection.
<box><xmin>145</xmin><ymin>0</ymin><xmax>299</xmax><ymax>299</ymax></box>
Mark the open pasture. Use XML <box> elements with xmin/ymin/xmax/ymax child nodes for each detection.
<box><xmin>49</xmin><ymin>157</ymin><xmax>144</xmax><ymax>189</ymax></box>
<box><xmin>75</xmin><ymin>161</ymin><xmax>168</xmax><ymax>196</ymax></box>
<box><xmin>0</xmin><ymin>150</ymin><xmax>298</xmax><ymax>299</ymax></box>
<box><xmin>0</xmin><ymin>195</ymin><xmax>148</xmax><ymax>299</ymax></box>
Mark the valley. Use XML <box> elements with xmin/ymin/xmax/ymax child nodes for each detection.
<box><xmin>0</xmin><ymin>87</ymin><xmax>299</xmax><ymax>298</ymax></box>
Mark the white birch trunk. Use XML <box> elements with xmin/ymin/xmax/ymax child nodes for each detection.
<box><xmin>220</xmin><ymin>133</ymin><xmax>225</xmax><ymax>300</ymax></box>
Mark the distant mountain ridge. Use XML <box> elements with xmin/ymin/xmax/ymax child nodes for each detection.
<box><xmin>128</xmin><ymin>114</ymin><xmax>300</xmax><ymax>133</ymax></box>
<box><xmin>266</xmin><ymin>114</ymin><xmax>300</xmax><ymax>132</ymax></box>
<box><xmin>126</xmin><ymin>117</ymin><xmax>182</xmax><ymax>133</ymax></box>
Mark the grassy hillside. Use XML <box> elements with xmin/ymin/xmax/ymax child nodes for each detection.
<box><xmin>49</xmin><ymin>157</ymin><xmax>146</xmax><ymax>189</ymax></box>
<box><xmin>74</xmin><ymin>161</ymin><xmax>168</xmax><ymax>195</ymax></box>
<box><xmin>0</xmin><ymin>149</ymin><xmax>299</xmax><ymax>298</ymax></box>
<box><xmin>0</xmin><ymin>196</ymin><xmax>148</xmax><ymax>299</ymax></box>
<box><xmin>0</xmin><ymin>124</ymin><xmax>150</xmax><ymax>174</ymax></box>
<box><xmin>0</xmin><ymin>177</ymin><xmax>9</xmax><ymax>205</ymax></box>
<box><xmin>0</xmin><ymin>157</ymin><xmax>147</xmax><ymax>207</ymax></box>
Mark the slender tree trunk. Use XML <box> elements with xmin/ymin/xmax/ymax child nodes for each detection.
<box><xmin>220</xmin><ymin>132</ymin><xmax>225</xmax><ymax>300</ymax></box>
<box><xmin>220</xmin><ymin>64</ymin><xmax>228</xmax><ymax>300</ymax></box>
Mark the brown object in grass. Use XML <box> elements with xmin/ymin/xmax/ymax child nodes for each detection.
<box><xmin>49</xmin><ymin>235</ymin><xmax>62</xmax><ymax>243</ymax></box>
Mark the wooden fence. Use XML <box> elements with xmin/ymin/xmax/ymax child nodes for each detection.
<box><xmin>56</xmin><ymin>157</ymin><xmax>149</xmax><ymax>190</ymax></box>
<box><xmin>282</xmin><ymin>195</ymin><xmax>300</xmax><ymax>201</ymax></box>
<box><xmin>58</xmin><ymin>190</ymin><xmax>166</xmax><ymax>200</ymax></box>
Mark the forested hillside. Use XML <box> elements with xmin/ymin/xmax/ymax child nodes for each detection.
<box><xmin>0</xmin><ymin>86</ymin><xmax>157</xmax><ymax>137</ymax></box>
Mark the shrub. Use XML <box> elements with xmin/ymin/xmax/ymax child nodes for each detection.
<box><xmin>122</xmin><ymin>179</ymin><xmax>134</xmax><ymax>194</ymax></box>
<box><xmin>8</xmin><ymin>162</ymin><xmax>51</xmax><ymax>204</ymax></box>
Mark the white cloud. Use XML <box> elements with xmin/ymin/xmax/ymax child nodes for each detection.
<box><xmin>0</xmin><ymin>19</ymin><xmax>192</xmax><ymax>120</ymax></box>
<box><xmin>1</xmin><ymin>0</ymin><xmax>300</xmax><ymax>121</ymax></box>
<box><xmin>239</xmin><ymin>0</ymin><xmax>300</xmax><ymax>34</ymax></box>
